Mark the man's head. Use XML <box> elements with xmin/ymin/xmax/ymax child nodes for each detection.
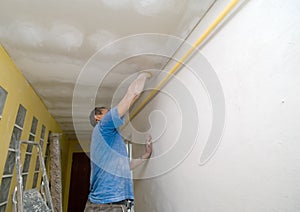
<box><xmin>89</xmin><ymin>107</ymin><xmax>109</xmax><ymax>127</ymax></box>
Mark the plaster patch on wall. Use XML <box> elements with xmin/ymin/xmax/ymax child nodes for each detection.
<box><xmin>101</xmin><ymin>0</ymin><xmax>183</xmax><ymax>15</ymax></box>
<box><xmin>86</xmin><ymin>33</ymin><xmax>181</xmax><ymax>65</ymax></box>
<box><xmin>0</xmin><ymin>21</ymin><xmax>44</xmax><ymax>47</ymax></box>
<box><xmin>34</xmin><ymin>82</ymin><xmax>75</xmax><ymax>98</ymax></box>
<box><xmin>0</xmin><ymin>21</ymin><xmax>84</xmax><ymax>53</ymax></box>
<box><xmin>101</xmin><ymin>0</ymin><xmax>130</xmax><ymax>9</ymax></box>
<box><xmin>132</xmin><ymin>0</ymin><xmax>180</xmax><ymax>15</ymax></box>
<box><xmin>15</xmin><ymin>57</ymin><xmax>81</xmax><ymax>84</ymax></box>
<box><xmin>117</xmin><ymin>56</ymin><xmax>166</xmax><ymax>73</ymax></box>
<box><xmin>123</xmin><ymin>34</ymin><xmax>177</xmax><ymax>56</ymax></box>
<box><xmin>47</xmin><ymin>23</ymin><xmax>83</xmax><ymax>51</ymax></box>
<box><xmin>3</xmin><ymin>46</ymin><xmax>84</xmax><ymax>66</ymax></box>
<box><xmin>88</xmin><ymin>30</ymin><xmax>119</xmax><ymax>51</ymax></box>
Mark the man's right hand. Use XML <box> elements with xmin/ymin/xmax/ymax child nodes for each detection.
<box><xmin>143</xmin><ymin>135</ymin><xmax>152</xmax><ymax>159</ymax></box>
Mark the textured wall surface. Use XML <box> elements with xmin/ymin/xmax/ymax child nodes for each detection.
<box><xmin>0</xmin><ymin>0</ymin><xmax>216</xmax><ymax>141</ymax></box>
<box><xmin>0</xmin><ymin>45</ymin><xmax>65</xmax><ymax>212</ymax></box>
<box><xmin>131</xmin><ymin>0</ymin><xmax>300</xmax><ymax>211</ymax></box>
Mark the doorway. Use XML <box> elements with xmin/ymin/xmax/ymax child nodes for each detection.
<box><xmin>68</xmin><ymin>152</ymin><xmax>90</xmax><ymax>212</ymax></box>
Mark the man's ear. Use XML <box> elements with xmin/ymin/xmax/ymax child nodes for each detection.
<box><xmin>89</xmin><ymin>110</ymin><xmax>97</xmax><ymax>127</ymax></box>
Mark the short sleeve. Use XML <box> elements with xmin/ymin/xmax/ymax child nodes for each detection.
<box><xmin>99</xmin><ymin>107</ymin><xmax>124</xmax><ymax>133</ymax></box>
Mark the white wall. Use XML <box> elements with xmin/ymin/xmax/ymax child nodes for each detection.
<box><xmin>131</xmin><ymin>0</ymin><xmax>300</xmax><ymax>211</ymax></box>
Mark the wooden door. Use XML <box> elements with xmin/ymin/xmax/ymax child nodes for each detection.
<box><xmin>68</xmin><ymin>153</ymin><xmax>90</xmax><ymax>212</ymax></box>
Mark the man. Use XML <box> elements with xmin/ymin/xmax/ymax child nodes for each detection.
<box><xmin>85</xmin><ymin>72</ymin><xmax>153</xmax><ymax>212</ymax></box>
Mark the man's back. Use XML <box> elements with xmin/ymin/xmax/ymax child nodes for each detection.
<box><xmin>88</xmin><ymin>107</ymin><xmax>134</xmax><ymax>204</ymax></box>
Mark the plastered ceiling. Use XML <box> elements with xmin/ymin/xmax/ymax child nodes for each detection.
<box><xmin>0</xmin><ymin>0</ymin><xmax>215</xmax><ymax>140</ymax></box>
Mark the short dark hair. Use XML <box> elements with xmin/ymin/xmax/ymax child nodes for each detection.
<box><xmin>89</xmin><ymin>107</ymin><xmax>108</xmax><ymax>127</ymax></box>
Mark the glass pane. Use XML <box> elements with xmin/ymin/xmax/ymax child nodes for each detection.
<box><xmin>44</xmin><ymin>156</ymin><xmax>48</xmax><ymax>166</ymax></box>
<box><xmin>29</xmin><ymin>135</ymin><xmax>35</xmax><ymax>141</ymax></box>
<box><xmin>0</xmin><ymin>204</ymin><xmax>7</xmax><ymax>212</ymax></box>
<box><xmin>30</xmin><ymin>117</ymin><xmax>38</xmax><ymax>134</ymax></box>
<box><xmin>32</xmin><ymin>172</ymin><xmax>39</xmax><ymax>188</ymax></box>
<box><xmin>0</xmin><ymin>86</ymin><xmax>8</xmax><ymax>117</ymax></box>
<box><xmin>26</xmin><ymin>144</ymin><xmax>33</xmax><ymax>153</ymax></box>
<box><xmin>40</xmin><ymin>125</ymin><xmax>46</xmax><ymax>139</ymax></box>
<box><xmin>22</xmin><ymin>174</ymin><xmax>27</xmax><ymax>188</ymax></box>
<box><xmin>3</xmin><ymin>151</ymin><xmax>15</xmax><ymax>175</ymax></box>
<box><xmin>44</xmin><ymin>142</ymin><xmax>50</xmax><ymax>165</ymax></box>
<box><xmin>0</xmin><ymin>177</ymin><xmax>12</xmax><ymax>202</ymax></box>
<box><xmin>23</xmin><ymin>154</ymin><xmax>31</xmax><ymax>173</ymax></box>
<box><xmin>15</xmin><ymin>105</ymin><xmax>26</xmax><ymax>127</ymax></box>
<box><xmin>26</xmin><ymin>135</ymin><xmax>34</xmax><ymax>152</ymax></box>
<box><xmin>35</xmin><ymin>156</ymin><xmax>40</xmax><ymax>171</ymax></box>
<box><xmin>39</xmin><ymin>139</ymin><xmax>44</xmax><ymax>149</ymax></box>
<box><xmin>9</xmin><ymin>127</ymin><xmax>22</xmax><ymax>149</ymax></box>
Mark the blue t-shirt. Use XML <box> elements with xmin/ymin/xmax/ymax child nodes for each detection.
<box><xmin>88</xmin><ymin>107</ymin><xmax>134</xmax><ymax>204</ymax></box>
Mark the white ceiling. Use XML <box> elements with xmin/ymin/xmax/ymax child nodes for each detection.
<box><xmin>0</xmin><ymin>0</ymin><xmax>215</xmax><ymax>140</ymax></box>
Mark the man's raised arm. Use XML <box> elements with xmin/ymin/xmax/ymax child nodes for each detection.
<box><xmin>117</xmin><ymin>72</ymin><xmax>151</xmax><ymax>118</ymax></box>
